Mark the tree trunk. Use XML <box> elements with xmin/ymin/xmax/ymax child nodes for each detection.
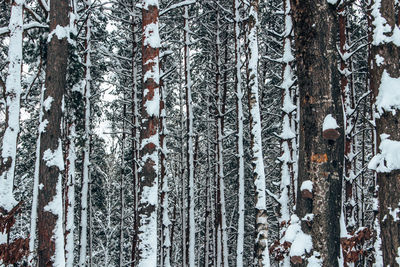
<box><xmin>79</xmin><ymin>4</ymin><xmax>92</xmax><ymax>264</ymax></box>
<box><xmin>247</xmin><ymin>0</ymin><xmax>270</xmax><ymax>266</ymax></box>
<box><xmin>184</xmin><ymin>6</ymin><xmax>196</xmax><ymax>267</ymax></box>
<box><xmin>277</xmin><ymin>0</ymin><xmax>296</xmax><ymax>265</ymax></box>
<box><xmin>0</xmin><ymin>0</ymin><xmax>24</xmax><ymax>241</ymax></box>
<box><xmin>65</xmin><ymin>123</ymin><xmax>76</xmax><ymax>267</ymax></box>
<box><xmin>160</xmin><ymin>56</ymin><xmax>171</xmax><ymax>267</ymax></box>
<box><xmin>136</xmin><ymin>0</ymin><xmax>160</xmax><ymax>265</ymax></box>
<box><xmin>37</xmin><ymin>0</ymin><xmax>69</xmax><ymax>263</ymax></box>
<box><xmin>291</xmin><ymin>0</ymin><xmax>343</xmax><ymax>265</ymax></box>
<box><xmin>234</xmin><ymin>0</ymin><xmax>245</xmax><ymax>265</ymax></box>
<box><xmin>215</xmin><ymin>10</ymin><xmax>228</xmax><ymax>267</ymax></box>
<box><xmin>130</xmin><ymin>10</ymin><xmax>140</xmax><ymax>267</ymax></box>
<box><xmin>368</xmin><ymin>1</ymin><xmax>400</xmax><ymax>265</ymax></box>
<box><xmin>28</xmin><ymin>85</ymin><xmax>45</xmax><ymax>265</ymax></box>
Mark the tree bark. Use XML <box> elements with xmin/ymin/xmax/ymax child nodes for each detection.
<box><xmin>368</xmin><ymin>1</ymin><xmax>400</xmax><ymax>265</ymax></box>
<box><xmin>233</xmin><ymin>0</ymin><xmax>245</xmax><ymax>265</ymax></box>
<box><xmin>136</xmin><ymin>0</ymin><xmax>160</xmax><ymax>265</ymax></box>
<box><xmin>247</xmin><ymin>0</ymin><xmax>271</xmax><ymax>266</ymax></box>
<box><xmin>0</xmin><ymin>0</ymin><xmax>24</xmax><ymax>238</ymax></box>
<box><xmin>184</xmin><ymin>6</ymin><xmax>196</xmax><ymax>267</ymax></box>
<box><xmin>291</xmin><ymin>0</ymin><xmax>343</xmax><ymax>265</ymax></box>
<box><xmin>37</xmin><ymin>0</ymin><xmax>69</xmax><ymax>263</ymax></box>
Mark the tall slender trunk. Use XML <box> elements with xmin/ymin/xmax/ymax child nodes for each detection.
<box><xmin>338</xmin><ymin>4</ymin><xmax>356</xmax><ymax>235</ymax></box>
<box><xmin>160</xmin><ymin>59</ymin><xmax>171</xmax><ymax>267</ymax></box>
<box><xmin>65</xmin><ymin>123</ymin><xmax>77</xmax><ymax>267</ymax></box>
<box><xmin>130</xmin><ymin>11</ymin><xmax>140</xmax><ymax>267</ymax></box>
<box><xmin>215</xmin><ymin>10</ymin><xmax>228</xmax><ymax>267</ymax></box>
<box><xmin>233</xmin><ymin>0</ymin><xmax>245</xmax><ymax>265</ymax></box>
<box><xmin>37</xmin><ymin>0</ymin><xmax>69</xmax><ymax>263</ymax></box>
<box><xmin>368</xmin><ymin>0</ymin><xmax>400</xmax><ymax>265</ymax></box>
<box><xmin>79</xmin><ymin>4</ymin><xmax>92</xmax><ymax>264</ymax></box>
<box><xmin>291</xmin><ymin>0</ymin><xmax>343</xmax><ymax>265</ymax></box>
<box><xmin>136</xmin><ymin>0</ymin><xmax>160</xmax><ymax>265</ymax></box>
<box><xmin>0</xmin><ymin>0</ymin><xmax>24</xmax><ymax>242</ymax></box>
<box><xmin>204</xmin><ymin>92</ymin><xmax>211</xmax><ymax>267</ymax></box>
<box><xmin>277</xmin><ymin>0</ymin><xmax>296</xmax><ymax>265</ymax></box>
<box><xmin>28</xmin><ymin>85</ymin><xmax>45</xmax><ymax>265</ymax></box>
<box><xmin>365</xmin><ymin>1</ymin><xmax>383</xmax><ymax>264</ymax></box>
<box><xmin>184</xmin><ymin>6</ymin><xmax>196</xmax><ymax>267</ymax></box>
<box><xmin>119</xmin><ymin>99</ymin><xmax>126</xmax><ymax>267</ymax></box>
<box><xmin>247</xmin><ymin>0</ymin><xmax>270</xmax><ymax>266</ymax></box>
<box><xmin>179</xmin><ymin>63</ymin><xmax>187</xmax><ymax>267</ymax></box>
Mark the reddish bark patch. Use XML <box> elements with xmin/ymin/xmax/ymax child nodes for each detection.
<box><xmin>311</xmin><ymin>153</ymin><xmax>328</xmax><ymax>163</ymax></box>
<box><xmin>323</xmin><ymin>128</ymin><xmax>341</xmax><ymax>140</ymax></box>
<box><xmin>301</xmin><ymin>189</ymin><xmax>313</xmax><ymax>199</ymax></box>
<box><xmin>291</xmin><ymin>255</ymin><xmax>303</xmax><ymax>264</ymax></box>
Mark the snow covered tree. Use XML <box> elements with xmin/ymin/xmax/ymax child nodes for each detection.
<box><xmin>37</xmin><ymin>0</ymin><xmax>69</xmax><ymax>264</ymax></box>
<box><xmin>135</xmin><ymin>0</ymin><xmax>161</xmax><ymax>265</ymax></box>
<box><xmin>368</xmin><ymin>0</ymin><xmax>400</xmax><ymax>265</ymax></box>
<box><xmin>290</xmin><ymin>0</ymin><xmax>344</xmax><ymax>265</ymax></box>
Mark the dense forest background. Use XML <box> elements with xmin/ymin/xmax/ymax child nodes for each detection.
<box><xmin>1</xmin><ymin>0</ymin><xmax>399</xmax><ymax>266</ymax></box>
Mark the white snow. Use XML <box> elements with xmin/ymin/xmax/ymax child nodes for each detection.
<box><xmin>308</xmin><ymin>252</ymin><xmax>323</xmax><ymax>267</ymax></box>
<box><xmin>143</xmin><ymin>0</ymin><xmax>159</xmax><ymax>9</ymax></box>
<box><xmin>143</xmin><ymin>22</ymin><xmax>161</xmax><ymax>48</ymax></box>
<box><xmin>375</xmin><ymin>54</ymin><xmax>384</xmax><ymax>66</ymax></box>
<box><xmin>0</xmin><ymin>0</ymin><xmax>24</xmax><ymax>215</ymax></box>
<box><xmin>371</xmin><ymin>0</ymin><xmax>400</xmax><ymax>46</ymax></box>
<box><xmin>43</xmin><ymin>96</ymin><xmax>54</xmax><ymax>111</ymax></box>
<box><xmin>43</xmin><ymin>174</ymin><xmax>65</xmax><ymax>267</ymax></box>
<box><xmin>39</xmin><ymin>119</ymin><xmax>49</xmax><ymax>133</ymax></box>
<box><xmin>300</xmin><ymin>180</ymin><xmax>313</xmax><ymax>192</ymax></box>
<box><xmin>375</xmin><ymin>70</ymin><xmax>400</xmax><ymax>115</ymax></box>
<box><xmin>48</xmin><ymin>25</ymin><xmax>74</xmax><ymax>45</ymax></box>
<box><xmin>388</xmin><ymin>206</ymin><xmax>400</xmax><ymax>222</ymax></box>
<box><xmin>141</xmin><ymin>184</ymin><xmax>158</xmax><ymax>206</ymax></box>
<box><xmin>371</xmin><ymin>0</ymin><xmax>392</xmax><ymax>45</ymax></box>
<box><xmin>43</xmin><ymin>139</ymin><xmax>65</xmax><ymax>170</ymax></box>
<box><xmin>290</xmin><ymin>231</ymin><xmax>312</xmax><ymax>257</ymax></box>
<box><xmin>368</xmin><ymin>134</ymin><xmax>400</xmax><ymax>172</ymax></box>
<box><xmin>327</xmin><ymin>0</ymin><xmax>338</xmax><ymax>4</ymax></box>
<box><xmin>322</xmin><ymin>114</ymin><xmax>339</xmax><ymax>131</ymax></box>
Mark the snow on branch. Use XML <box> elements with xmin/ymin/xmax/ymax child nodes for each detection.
<box><xmin>159</xmin><ymin>0</ymin><xmax>195</xmax><ymax>16</ymax></box>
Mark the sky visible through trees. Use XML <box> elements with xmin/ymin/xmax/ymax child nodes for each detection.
<box><xmin>1</xmin><ymin>0</ymin><xmax>400</xmax><ymax>266</ymax></box>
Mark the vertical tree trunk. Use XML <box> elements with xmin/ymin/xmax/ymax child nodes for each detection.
<box><xmin>184</xmin><ymin>6</ymin><xmax>196</xmax><ymax>267</ymax></box>
<box><xmin>37</xmin><ymin>0</ymin><xmax>69</xmax><ymax>263</ymax></box>
<box><xmin>368</xmin><ymin>0</ymin><xmax>400</xmax><ymax>265</ymax></box>
<box><xmin>28</xmin><ymin>85</ymin><xmax>45</xmax><ymax>265</ymax></box>
<box><xmin>247</xmin><ymin>0</ymin><xmax>270</xmax><ymax>266</ymax></box>
<box><xmin>338</xmin><ymin>4</ymin><xmax>356</xmax><ymax>235</ymax></box>
<box><xmin>204</xmin><ymin>92</ymin><xmax>211</xmax><ymax>267</ymax></box>
<box><xmin>119</xmin><ymin>99</ymin><xmax>126</xmax><ymax>267</ymax></box>
<box><xmin>130</xmin><ymin>10</ymin><xmax>140</xmax><ymax>267</ymax></box>
<box><xmin>291</xmin><ymin>0</ymin><xmax>343</xmax><ymax>265</ymax></box>
<box><xmin>79</xmin><ymin>4</ymin><xmax>92</xmax><ymax>264</ymax></box>
<box><xmin>0</xmin><ymin>0</ymin><xmax>24</xmax><ymax>243</ymax></box>
<box><xmin>215</xmin><ymin>10</ymin><xmax>229</xmax><ymax>267</ymax></box>
<box><xmin>136</xmin><ymin>0</ymin><xmax>160</xmax><ymax>265</ymax></box>
<box><xmin>65</xmin><ymin>123</ymin><xmax>76</xmax><ymax>267</ymax></box>
<box><xmin>365</xmin><ymin>1</ymin><xmax>383</xmax><ymax>264</ymax></box>
<box><xmin>160</xmin><ymin>57</ymin><xmax>171</xmax><ymax>267</ymax></box>
<box><xmin>277</xmin><ymin>0</ymin><xmax>296</xmax><ymax>265</ymax></box>
<box><xmin>179</xmin><ymin>63</ymin><xmax>187</xmax><ymax>267</ymax></box>
<box><xmin>233</xmin><ymin>0</ymin><xmax>245</xmax><ymax>265</ymax></box>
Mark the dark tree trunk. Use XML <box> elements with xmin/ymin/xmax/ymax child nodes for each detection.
<box><xmin>369</xmin><ymin>1</ymin><xmax>400</xmax><ymax>265</ymax></box>
<box><xmin>37</xmin><ymin>0</ymin><xmax>69</xmax><ymax>264</ymax></box>
<box><xmin>291</xmin><ymin>0</ymin><xmax>344</xmax><ymax>265</ymax></box>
